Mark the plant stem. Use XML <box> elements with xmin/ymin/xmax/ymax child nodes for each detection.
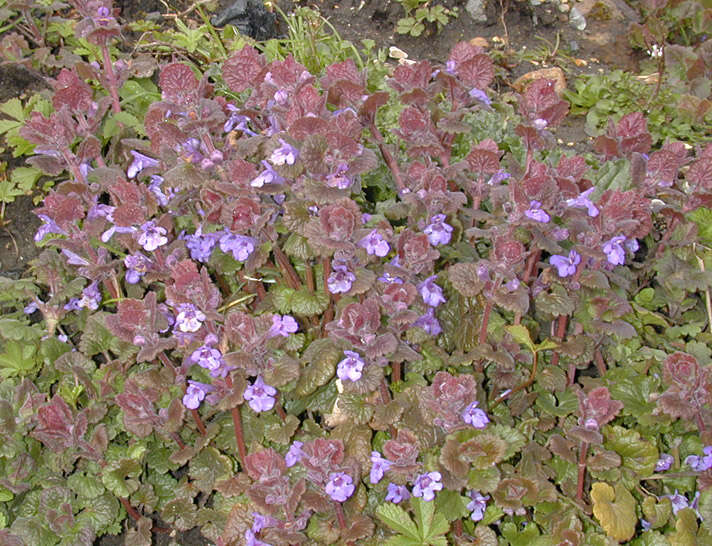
<box><xmin>101</xmin><ymin>43</ymin><xmax>121</xmax><ymax>114</ymax></box>
<box><xmin>119</xmin><ymin>497</ymin><xmax>171</xmax><ymax>534</ymax></box>
<box><xmin>594</xmin><ymin>348</ymin><xmax>607</xmax><ymax>377</ymax></box>
<box><xmin>490</xmin><ymin>351</ymin><xmax>538</xmax><ymax>409</ymax></box>
<box><xmin>368</xmin><ymin>121</ymin><xmax>406</xmax><ymax>192</ymax></box>
<box><xmin>225</xmin><ymin>374</ymin><xmax>247</xmax><ymax>466</ymax></box>
<box><xmin>577</xmin><ymin>440</ymin><xmax>589</xmax><ymax>502</ymax></box>
<box><xmin>478</xmin><ymin>300</ymin><xmax>493</xmax><ymax>345</ymax></box>
<box><xmin>392</xmin><ymin>361</ymin><xmax>402</xmax><ymax>384</ymax></box>
<box><xmin>273</xmin><ymin>245</ymin><xmax>302</xmax><ymax>290</ymax></box>
<box><xmin>334</xmin><ymin>501</ymin><xmax>347</xmax><ymax>530</ymax></box>
<box><xmin>191</xmin><ymin>408</ymin><xmax>207</xmax><ymax>436</ymax></box>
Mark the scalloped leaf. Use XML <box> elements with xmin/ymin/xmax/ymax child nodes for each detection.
<box><xmin>591</xmin><ymin>482</ymin><xmax>636</xmax><ymax>542</ymax></box>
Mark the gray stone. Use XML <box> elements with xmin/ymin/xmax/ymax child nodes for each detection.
<box><xmin>466</xmin><ymin>0</ymin><xmax>488</xmax><ymax>24</ymax></box>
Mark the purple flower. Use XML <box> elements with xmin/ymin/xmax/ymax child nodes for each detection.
<box><xmin>148</xmin><ymin>175</ymin><xmax>174</xmax><ymax>207</ymax></box>
<box><xmin>532</xmin><ymin>118</ymin><xmax>548</xmax><ymax>130</ymax></box>
<box><xmin>326</xmin><ymin>162</ymin><xmax>352</xmax><ymax>189</ymax></box>
<box><xmin>183</xmin><ymin>380</ymin><xmax>214</xmax><ymax>410</ymax></box>
<box><xmin>268</xmin><ymin>314</ymin><xmax>299</xmax><ymax>338</ymax></box>
<box><xmin>625</xmin><ymin>238</ymin><xmax>639</xmax><ymax>253</ymax></box>
<box><xmin>359</xmin><ymin>229</ymin><xmax>390</xmax><ymax>257</ymax></box>
<box><xmin>270</xmin><ymin>138</ymin><xmax>299</xmax><ymax>166</ymax></box>
<box><xmin>423</xmin><ymin>214</ymin><xmax>453</xmax><ymax>246</ymax></box>
<box><xmin>370</xmin><ymin>451</ymin><xmax>392</xmax><ymax>484</ymax></box>
<box><xmin>251</xmin><ymin>160</ymin><xmax>285</xmax><ymax>187</ymax></box>
<box><xmin>685</xmin><ymin>446</ymin><xmax>712</xmax><ymax>471</ymax></box>
<box><xmin>337</xmin><ymin>351</ymin><xmax>365</xmax><ymax>382</ymax></box>
<box><xmin>65</xmin><ymin>282</ymin><xmax>101</xmax><ymax>311</ymax></box>
<box><xmin>524</xmin><ymin>200</ymin><xmax>551</xmax><ymax>223</ymax></box>
<box><xmin>505</xmin><ymin>278</ymin><xmax>520</xmax><ymax>292</ymax></box>
<box><xmin>24</xmin><ymin>301</ymin><xmax>38</xmax><ymax>314</ymax></box>
<box><xmin>175</xmin><ymin>303</ymin><xmax>206</xmax><ymax>333</ymax></box>
<box><xmin>418</xmin><ymin>276</ymin><xmax>446</xmax><ymax>307</ymax></box>
<box><xmin>124</xmin><ymin>253</ymin><xmax>151</xmax><ymax>284</ymax></box>
<box><xmin>327</xmin><ymin>263</ymin><xmax>356</xmax><ymax>294</ymax></box>
<box><xmin>469</xmin><ymin>88</ymin><xmax>491</xmax><ymax>106</ymax></box>
<box><xmin>190</xmin><ymin>345</ymin><xmax>225</xmax><ymax>375</ymax></box>
<box><xmin>224</xmin><ymin>105</ymin><xmax>257</xmax><ymax>135</ymax></box>
<box><xmin>177</xmin><ymin>138</ymin><xmax>203</xmax><ymax>164</ymax></box>
<box><xmin>219</xmin><ymin>231</ymin><xmax>256</xmax><ymax>261</ymax></box>
<box><xmin>244</xmin><ymin>376</ymin><xmax>277</xmax><ymax>412</ymax></box>
<box><xmin>664</xmin><ymin>490</ymin><xmax>700</xmax><ymax>516</ymax></box>
<box><xmin>183</xmin><ymin>229</ymin><xmax>219</xmax><ymax>263</ymax></box>
<box><xmin>487</xmin><ymin>170</ymin><xmax>511</xmax><ymax>185</ymax></box>
<box><xmin>127</xmin><ymin>150</ymin><xmax>159</xmax><ymax>179</ymax></box>
<box><xmin>245</xmin><ymin>530</ymin><xmax>271</xmax><ymax>546</ymax></box>
<box><xmin>137</xmin><ymin>221</ymin><xmax>168</xmax><ymax>252</ymax></box>
<box><xmin>325</xmin><ymin>472</ymin><xmax>355</xmax><ymax>502</ymax></box>
<box><xmin>285</xmin><ymin>441</ymin><xmax>304</xmax><ymax>467</ymax></box>
<box><xmin>602</xmin><ymin>236</ymin><xmax>626</xmax><ymax>266</ymax></box>
<box><xmin>467</xmin><ymin>491</ymin><xmax>490</xmax><ymax>521</ymax></box>
<box><xmin>656</xmin><ymin>453</ymin><xmax>675</xmax><ymax>472</ymax></box>
<box><xmin>566</xmin><ymin>188</ymin><xmax>599</xmax><ymax>217</ymax></box>
<box><xmin>378</xmin><ymin>272</ymin><xmax>403</xmax><ymax>284</ymax></box>
<box><xmin>414</xmin><ymin>308</ymin><xmax>442</xmax><ymax>336</ymax></box>
<box><xmin>34</xmin><ymin>214</ymin><xmax>66</xmax><ymax>242</ymax></box>
<box><xmin>385</xmin><ymin>483</ymin><xmax>410</xmax><ymax>504</ymax></box>
<box><xmin>412</xmin><ymin>472</ymin><xmax>443</xmax><ymax>501</ymax></box>
<box><xmin>462</xmin><ymin>401</ymin><xmax>490</xmax><ymax>429</ymax></box>
<box><xmin>549</xmin><ymin>250</ymin><xmax>581</xmax><ymax>278</ymax></box>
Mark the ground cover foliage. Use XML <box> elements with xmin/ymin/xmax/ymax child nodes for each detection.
<box><xmin>1</xmin><ymin>0</ymin><xmax>712</xmax><ymax>544</ymax></box>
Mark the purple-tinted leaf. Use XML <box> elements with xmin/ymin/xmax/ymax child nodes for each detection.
<box><xmin>687</xmin><ymin>157</ymin><xmax>712</xmax><ymax>192</ymax></box>
<box><xmin>244</xmin><ymin>448</ymin><xmax>286</xmax><ymax>482</ymax></box>
<box><xmin>656</xmin><ymin>352</ymin><xmax>712</xmax><ymax>420</ymax></box>
<box><xmin>223</xmin><ymin>45</ymin><xmax>265</xmax><ymax>93</ymax></box>
<box><xmin>457</xmin><ymin>54</ymin><xmax>494</xmax><ymax>90</ymax></box>
<box><xmin>31</xmin><ymin>394</ymin><xmax>79</xmax><ymax>451</ymax></box>
<box><xmin>52</xmin><ymin>68</ymin><xmax>94</xmax><ymax>112</ymax></box>
<box><xmin>519</xmin><ymin>78</ymin><xmax>569</xmax><ymax>127</ymax></box>
<box><xmin>159</xmin><ymin>63</ymin><xmax>198</xmax><ymax>105</ymax></box>
<box><xmin>115</xmin><ymin>379</ymin><xmax>159</xmax><ymax>438</ymax></box>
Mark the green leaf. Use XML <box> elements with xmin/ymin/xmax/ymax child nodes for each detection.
<box><xmin>376</xmin><ymin>503</ymin><xmax>420</xmax><ymax>540</ymax></box>
<box><xmin>76</xmin><ymin>492</ymin><xmax>119</xmax><ymax>534</ymax></box>
<box><xmin>434</xmin><ymin>490</ymin><xmax>470</xmax><ymax>521</ymax></box>
<box><xmin>189</xmin><ymin>446</ymin><xmax>233</xmax><ymax>493</ymax></box>
<box><xmin>0</xmin><ymin>485</ymin><xmax>13</xmax><ymax>502</ymax></box>
<box><xmin>604</xmin><ymin>425</ymin><xmax>658</xmax><ymax>481</ymax></box>
<box><xmin>505</xmin><ymin>324</ymin><xmax>534</xmax><ymax>352</ymax></box>
<box><xmin>10</xmin><ymin>167</ymin><xmax>42</xmax><ymax>193</ymax></box>
<box><xmin>412</xmin><ymin>497</ymin><xmax>449</xmax><ymax>542</ymax></box>
<box><xmin>592</xmin><ymin>158</ymin><xmax>633</xmax><ymax>192</ymax></box>
<box><xmin>667</xmin><ymin>508</ymin><xmax>698</xmax><ymax>546</ymax></box>
<box><xmin>290</xmin><ymin>288</ymin><xmax>329</xmax><ymax>316</ymax></box>
<box><xmin>0</xmin><ymin>341</ymin><xmax>39</xmax><ymax>378</ymax></box>
<box><xmin>295</xmin><ymin>338</ymin><xmax>340</xmax><ymax>396</ymax></box>
<box><xmin>67</xmin><ymin>472</ymin><xmax>105</xmax><ymax>499</ymax></box>
<box><xmin>688</xmin><ymin>208</ymin><xmax>712</xmax><ymax>246</ymax></box>
<box><xmin>0</xmin><ymin>318</ymin><xmax>39</xmax><ymax>341</ymax></box>
<box><xmin>101</xmin><ymin>458</ymin><xmax>142</xmax><ymax>498</ymax></box>
<box><xmin>0</xmin><ymin>179</ymin><xmax>23</xmax><ymax>203</ymax></box>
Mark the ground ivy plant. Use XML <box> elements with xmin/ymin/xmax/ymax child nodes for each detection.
<box><xmin>2</xmin><ymin>1</ymin><xmax>712</xmax><ymax>544</ymax></box>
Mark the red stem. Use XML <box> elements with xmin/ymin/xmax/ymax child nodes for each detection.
<box><xmin>478</xmin><ymin>300</ymin><xmax>493</xmax><ymax>345</ymax></box>
<box><xmin>594</xmin><ymin>349</ymin><xmax>607</xmax><ymax>377</ymax></box>
<box><xmin>368</xmin><ymin>122</ymin><xmax>405</xmax><ymax>192</ymax></box>
<box><xmin>119</xmin><ymin>497</ymin><xmax>171</xmax><ymax>534</ymax></box>
<box><xmin>225</xmin><ymin>374</ymin><xmax>247</xmax><ymax>466</ymax></box>
<box><xmin>101</xmin><ymin>43</ymin><xmax>121</xmax><ymax>114</ymax></box>
<box><xmin>391</xmin><ymin>361</ymin><xmax>401</xmax><ymax>384</ymax></box>
<box><xmin>334</xmin><ymin>501</ymin><xmax>347</xmax><ymax>530</ymax></box>
<box><xmin>191</xmin><ymin>408</ymin><xmax>207</xmax><ymax>436</ymax></box>
<box><xmin>577</xmin><ymin>441</ymin><xmax>589</xmax><ymax>502</ymax></box>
